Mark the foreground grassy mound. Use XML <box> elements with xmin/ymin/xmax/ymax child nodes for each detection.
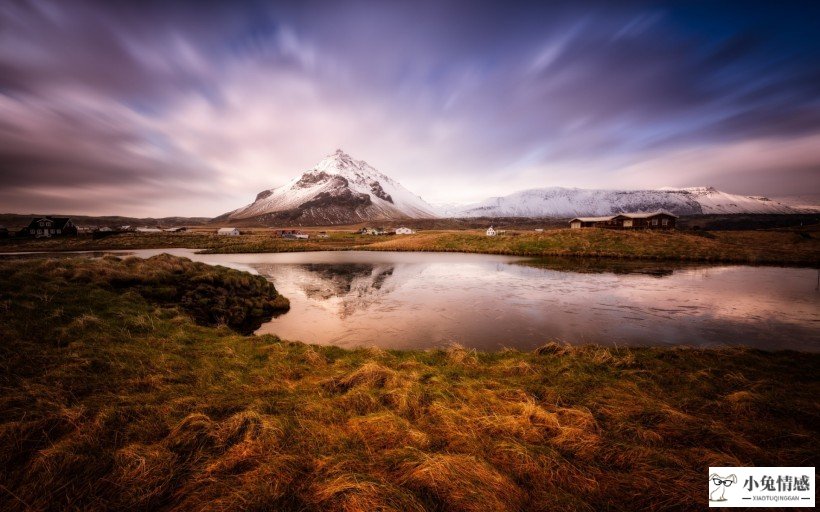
<box><xmin>0</xmin><ymin>256</ymin><xmax>817</xmax><ymax>511</ymax></box>
<box><xmin>2</xmin><ymin>225</ymin><xmax>818</xmax><ymax>265</ymax></box>
<box><xmin>0</xmin><ymin>254</ymin><xmax>289</xmax><ymax>336</ymax></box>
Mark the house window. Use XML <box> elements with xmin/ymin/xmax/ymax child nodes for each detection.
<box><xmin>56</xmin><ymin>229</ymin><xmax>61</xmax><ymax>234</ymax></box>
<box><xmin>662</xmin><ymin>218</ymin><xmax>668</xmax><ymax>226</ymax></box>
<box><xmin>652</xmin><ymin>219</ymin><xmax>658</xmax><ymax>226</ymax></box>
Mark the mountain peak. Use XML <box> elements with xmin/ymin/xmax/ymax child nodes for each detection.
<box><xmin>223</xmin><ymin>150</ymin><xmax>438</xmax><ymax>224</ymax></box>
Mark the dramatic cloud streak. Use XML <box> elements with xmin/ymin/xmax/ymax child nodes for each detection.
<box><xmin>0</xmin><ymin>0</ymin><xmax>818</xmax><ymax>215</ymax></box>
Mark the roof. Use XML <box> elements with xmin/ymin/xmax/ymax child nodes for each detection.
<box><xmin>614</xmin><ymin>210</ymin><xmax>679</xmax><ymax>219</ymax></box>
<box><xmin>571</xmin><ymin>210</ymin><xmax>679</xmax><ymax>222</ymax></box>
<box><xmin>570</xmin><ymin>216</ymin><xmax>614</xmax><ymax>223</ymax></box>
<box><xmin>27</xmin><ymin>217</ymin><xmax>72</xmax><ymax>229</ymax></box>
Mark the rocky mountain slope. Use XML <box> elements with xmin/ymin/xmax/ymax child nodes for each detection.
<box><xmin>218</xmin><ymin>150</ymin><xmax>437</xmax><ymax>225</ymax></box>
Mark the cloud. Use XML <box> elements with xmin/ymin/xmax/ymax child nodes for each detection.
<box><xmin>0</xmin><ymin>0</ymin><xmax>818</xmax><ymax>215</ymax></box>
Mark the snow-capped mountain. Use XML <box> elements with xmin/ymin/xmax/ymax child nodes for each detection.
<box><xmin>447</xmin><ymin>186</ymin><xmax>808</xmax><ymax>218</ymax></box>
<box><xmin>220</xmin><ymin>150</ymin><xmax>437</xmax><ymax>225</ymax></box>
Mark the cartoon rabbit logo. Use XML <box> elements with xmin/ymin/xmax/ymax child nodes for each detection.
<box><xmin>709</xmin><ymin>473</ymin><xmax>737</xmax><ymax>502</ymax></box>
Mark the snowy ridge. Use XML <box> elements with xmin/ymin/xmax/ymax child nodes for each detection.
<box><xmin>225</xmin><ymin>150</ymin><xmax>437</xmax><ymax>224</ymax></box>
<box><xmin>446</xmin><ymin>186</ymin><xmax>807</xmax><ymax>218</ymax></box>
<box><xmin>220</xmin><ymin>150</ymin><xmax>813</xmax><ymax>223</ymax></box>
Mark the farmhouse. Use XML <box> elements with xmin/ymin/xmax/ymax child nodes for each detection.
<box><xmin>486</xmin><ymin>226</ymin><xmax>496</xmax><ymax>236</ymax></box>
<box><xmin>217</xmin><ymin>227</ymin><xmax>240</xmax><ymax>236</ymax></box>
<box><xmin>25</xmin><ymin>217</ymin><xmax>77</xmax><ymax>237</ymax></box>
<box><xmin>569</xmin><ymin>211</ymin><xmax>678</xmax><ymax>229</ymax></box>
<box><xmin>395</xmin><ymin>227</ymin><xmax>415</xmax><ymax>235</ymax></box>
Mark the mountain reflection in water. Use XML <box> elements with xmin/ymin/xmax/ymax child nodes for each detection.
<box><xmin>254</xmin><ymin>263</ymin><xmax>396</xmax><ymax>318</ymax></box>
<box><xmin>248</xmin><ymin>254</ymin><xmax>819</xmax><ymax>352</ymax></box>
<box><xmin>25</xmin><ymin>249</ymin><xmax>813</xmax><ymax>351</ymax></box>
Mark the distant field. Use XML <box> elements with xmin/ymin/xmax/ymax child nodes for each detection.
<box><xmin>0</xmin><ymin>254</ymin><xmax>817</xmax><ymax>511</ymax></box>
<box><xmin>1</xmin><ymin>224</ymin><xmax>818</xmax><ymax>265</ymax></box>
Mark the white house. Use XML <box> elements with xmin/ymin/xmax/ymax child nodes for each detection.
<box><xmin>218</xmin><ymin>227</ymin><xmax>240</xmax><ymax>236</ymax></box>
<box><xmin>395</xmin><ymin>227</ymin><xmax>415</xmax><ymax>235</ymax></box>
<box><xmin>486</xmin><ymin>226</ymin><xmax>496</xmax><ymax>236</ymax></box>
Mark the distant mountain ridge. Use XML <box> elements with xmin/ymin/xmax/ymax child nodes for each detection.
<box><xmin>217</xmin><ymin>150</ymin><xmax>816</xmax><ymax>225</ymax></box>
<box><xmin>441</xmin><ymin>186</ymin><xmax>814</xmax><ymax>218</ymax></box>
<box><xmin>218</xmin><ymin>150</ymin><xmax>437</xmax><ymax>225</ymax></box>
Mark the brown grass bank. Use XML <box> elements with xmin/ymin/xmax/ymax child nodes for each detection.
<box><xmin>0</xmin><ymin>255</ymin><xmax>818</xmax><ymax>511</ymax></box>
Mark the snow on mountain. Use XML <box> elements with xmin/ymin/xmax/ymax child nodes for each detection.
<box><xmin>449</xmin><ymin>186</ymin><xmax>806</xmax><ymax>218</ymax></box>
<box><xmin>222</xmin><ymin>150</ymin><xmax>437</xmax><ymax>225</ymax></box>
<box><xmin>769</xmin><ymin>194</ymin><xmax>820</xmax><ymax>212</ymax></box>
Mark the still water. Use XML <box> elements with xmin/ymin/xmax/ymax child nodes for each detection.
<box><xmin>77</xmin><ymin>249</ymin><xmax>818</xmax><ymax>351</ymax></box>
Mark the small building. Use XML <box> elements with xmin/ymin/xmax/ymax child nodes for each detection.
<box><xmin>136</xmin><ymin>227</ymin><xmax>163</xmax><ymax>233</ymax></box>
<box><xmin>317</xmin><ymin>231</ymin><xmax>329</xmax><ymax>238</ymax></box>
<box><xmin>218</xmin><ymin>227</ymin><xmax>240</xmax><ymax>236</ymax></box>
<box><xmin>395</xmin><ymin>227</ymin><xmax>415</xmax><ymax>235</ymax></box>
<box><xmin>277</xmin><ymin>229</ymin><xmax>308</xmax><ymax>239</ymax></box>
<box><xmin>613</xmin><ymin>211</ymin><xmax>678</xmax><ymax>229</ymax></box>
<box><xmin>569</xmin><ymin>211</ymin><xmax>678</xmax><ymax>229</ymax></box>
<box><xmin>360</xmin><ymin>227</ymin><xmax>386</xmax><ymax>235</ymax></box>
<box><xmin>25</xmin><ymin>217</ymin><xmax>77</xmax><ymax>237</ymax></box>
<box><xmin>486</xmin><ymin>226</ymin><xmax>496</xmax><ymax>236</ymax></box>
<box><xmin>534</xmin><ymin>228</ymin><xmax>544</xmax><ymax>232</ymax></box>
<box><xmin>569</xmin><ymin>216</ymin><xmax>615</xmax><ymax>229</ymax></box>
<box><xmin>165</xmin><ymin>226</ymin><xmax>187</xmax><ymax>233</ymax></box>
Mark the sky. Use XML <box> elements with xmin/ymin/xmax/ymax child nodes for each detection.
<box><xmin>1</xmin><ymin>0</ymin><xmax>819</xmax><ymax>217</ymax></box>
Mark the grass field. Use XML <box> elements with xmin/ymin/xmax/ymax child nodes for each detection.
<box><xmin>0</xmin><ymin>255</ymin><xmax>817</xmax><ymax>511</ymax></box>
<box><xmin>1</xmin><ymin>225</ymin><xmax>819</xmax><ymax>265</ymax></box>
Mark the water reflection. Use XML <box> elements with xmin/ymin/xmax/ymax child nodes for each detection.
<box><xmin>254</xmin><ymin>263</ymin><xmax>397</xmax><ymax>318</ymax></box>
<box><xmin>10</xmin><ymin>249</ymin><xmax>816</xmax><ymax>351</ymax></box>
<box><xmin>519</xmin><ymin>257</ymin><xmax>700</xmax><ymax>277</ymax></box>
<box><xmin>248</xmin><ymin>254</ymin><xmax>819</xmax><ymax>352</ymax></box>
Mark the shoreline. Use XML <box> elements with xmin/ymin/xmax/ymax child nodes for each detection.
<box><xmin>0</xmin><ymin>226</ymin><xmax>818</xmax><ymax>266</ymax></box>
<box><xmin>1</xmin><ymin>254</ymin><xmax>818</xmax><ymax>510</ymax></box>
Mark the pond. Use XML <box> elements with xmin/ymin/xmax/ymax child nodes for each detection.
<box><xmin>40</xmin><ymin>248</ymin><xmax>817</xmax><ymax>352</ymax></box>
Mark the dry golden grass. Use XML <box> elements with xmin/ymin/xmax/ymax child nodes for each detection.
<box><xmin>2</xmin><ymin>224</ymin><xmax>818</xmax><ymax>264</ymax></box>
<box><xmin>0</xmin><ymin>255</ymin><xmax>818</xmax><ymax>511</ymax></box>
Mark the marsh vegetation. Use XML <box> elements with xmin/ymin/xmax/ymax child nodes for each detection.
<box><xmin>0</xmin><ymin>255</ymin><xmax>817</xmax><ymax>511</ymax></box>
